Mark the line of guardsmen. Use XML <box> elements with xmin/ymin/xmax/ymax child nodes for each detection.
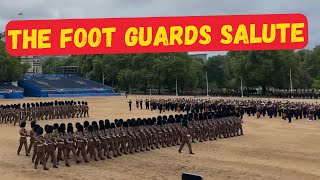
<box><xmin>155</xmin><ymin>88</ymin><xmax>320</xmax><ymax>99</ymax></box>
<box><xmin>0</xmin><ymin>100</ymin><xmax>89</xmax><ymax>126</ymax></box>
<box><xmin>135</xmin><ymin>98</ymin><xmax>320</xmax><ymax>123</ymax></box>
<box><xmin>268</xmin><ymin>89</ymin><xmax>320</xmax><ymax>99</ymax></box>
<box><xmin>17</xmin><ymin>112</ymin><xmax>244</xmax><ymax>170</ymax></box>
<box><xmin>133</xmin><ymin>98</ymin><xmax>243</xmax><ymax>116</ymax></box>
<box><xmin>248</xmin><ymin>101</ymin><xmax>320</xmax><ymax>123</ymax></box>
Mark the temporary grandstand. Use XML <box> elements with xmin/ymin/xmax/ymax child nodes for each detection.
<box><xmin>0</xmin><ymin>82</ymin><xmax>24</xmax><ymax>99</ymax></box>
<box><xmin>18</xmin><ymin>74</ymin><xmax>121</xmax><ymax>97</ymax></box>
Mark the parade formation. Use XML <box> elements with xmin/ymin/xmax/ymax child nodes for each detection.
<box><xmin>131</xmin><ymin>98</ymin><xmax>320</xmax><ymax>123</ymax></box>
<box><xmin>17</xmin><ymin>97</ymin><xmax>320</xmax><ymax>171</ymax></box>
<box><xmin>1</xmin><ymin>100</ymin><xmax>89</xmax><ymax>125</ymax></box>
<box><xmin>17</xmin><ymin>111</ymin><xmax>243</xmax><ymax>170</ymax></box>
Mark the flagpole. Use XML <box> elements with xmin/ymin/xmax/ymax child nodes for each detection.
<box><xmin>176</xmin><ymin>77</ymin><xmax>178</xmax><ymax>96</ymax></box>
<box><xmin>290</xmin><ymin>69</ymin><xmax>293</xmax><ymax>93</ymax></box>
<box><xmin>150</xmin><ymin>84</ymin><xmax>152</xmax><ymax>96</ymax></box>
<box><xmin>206</xmin><ymin>71</ymin><xmax>209</xmax><ymax>97</ymax></box>
<box><xmin>241</xmin><ymin>76</ymin><xmax>243</xmax><ymax>97</ymax></box>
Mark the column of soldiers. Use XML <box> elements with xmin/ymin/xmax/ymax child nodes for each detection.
<box><xmin>268</xmin><ymin>89</ymin><xmax>320</xmax><ymax>99</ymax></box>
<box><xmin>134</xmin><ymin>98</ymin><xmax>320</xmax><ymax>123</ymax></box>
<box><xmin>17</xmin><ymin>112</ymin><xmax>244</xmax><ymax>170</ymax></box>
<box><xmin>133</xmin><ymin>98</ymin><xmax>243</xmax><ymax>116</ymax></box>
<box><xmin>0</xmin><ymin>100</ymin><xmax>89</xmax><ymax>126</ymax></box>
<box><xmin>167</xmin><ymin>88</ymin><xmax>320</xmax><ymax>99</ymax></box>
<box><xmin>181</xmin><ymin>89</ymin><xmax>255</xmax><ymax>97</ymax></box>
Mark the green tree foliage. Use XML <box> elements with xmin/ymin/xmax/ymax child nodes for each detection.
<box><xmin>37</xmin><ymin>45</ymin><xmax>320</xmax><ymax>92</ymax></box>
<box><xmin>0</xmin><ymin>41</ymin><xmax>30</xmax><ymax>82</ymax></box>
<box><xmin>2</xmin><ymin>32</ymin><xmax>319</xmax><ymax>92</ymax></box>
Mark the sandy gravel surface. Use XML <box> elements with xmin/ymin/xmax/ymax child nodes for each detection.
<box><xmin>0</xmin><ymin>95</ymin><xmax>319</xmax><ymax>180</ymax></box>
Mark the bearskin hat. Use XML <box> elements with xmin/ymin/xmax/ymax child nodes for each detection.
<box><xmin>67</xmin><ymin>126</ymin><xmax>73</xmax><ymax>133</ymax></box>
<box><xmin>116</xmin><ymin>122</ymin><xmax>121</xmax><ymax>128</ymax></box>
<box><xmin>93</xmin><ymin>124</ymin><xmax>98</xmax><ymax>131</ymax></box>
<box><xmin>47</xmin><ymin>126</ymin><xmax>54</xmax><ymax>133</ymax></box>
<box><xmin>99</xmin><ymin>120</ymin><xmax>104</xmax><ymax>126</ymax></box>
<box><xmin>33</xmin><ymin>124</ymin><xmax>40</xmax><ymax>132</ymax></box>
<box><xmin>182</xmin><ymin>119</ymin><xmax>188</xmax><ymax>127</ymax></box>
<box><xmin>45</xmin><ymin>125</ymin><xmax>50</xmax><ymax>133</ymax></box>
<box><xmin>30</xmin><ymin>121</ymin><xmax>36</xmax><ymax>128</ymax></box>
<box><xmin>77</xmin><ymin>124</ymin><xmax>84</xmax><ymax>132</ymax></box>
<box><xmin>100</xmin><ymin>124</ymin><xmax>105</xmax><ymax>131</ymax></box>
<box><xmin>84</xmin><ymin>121</ymin><xmax>89</xmax><ymax>128</ymax></box>
<box><xmin>20</xmin><ymin>121</ymin><xmax>26</xmax><ymax>128</ymax></box>
<box><xmin>123</xmin><ymin>122</ymin><xmax>128</xmax><ymax>128</ymax></box>
<box><xmin>110</xmin><ymin>123</ymin><xmax>116</xmax><ymax>128</ymax></box>
<box><xmin>37</xmin><ymin>127</ymin><xmax>43</xmax><ymax>135</ymax></box>
<box><xmin>87</xmin><ymin>125</ymin><xmax>93</xmax><ymax>132</ymax></box>
<box><xmin>53</xmin><ymin>123</ymin><xmax>59</xmax><ymax>130</ymax></box>
<box><xmin>58</xmin><ymin>126</ymin><xmax>65</xmax><ymax>133</ymax></box>
<box><xmin>92</xmin><ymin>121</ymin><xmax>97</xmax><ymax>126</ymax></box>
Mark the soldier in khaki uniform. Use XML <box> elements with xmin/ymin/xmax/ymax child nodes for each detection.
<box><xmin>66</xmin><ymin>125</ymin><xmax>81</xmax><ymax>164</ymax></box>
<box><xmin>44</xmin><ymin>125</ymin><xmax>58</xmax><ymax>168</ymax></box>
<box><xmin>178</xmin><ymin>119</ymin><xmax>194</xmax><ymax>154</ymax></box>
<box><xmin>28</xmin><ymin>121</ymin><xmax>36</xmax><ymax>155</ymax></box>
<box><xmin>75</xmin><ymin>124</ymin><xmax>89</xmax><ymax>163</ymax></box>
<box><xmin>17</xmin><ymin>122</ymin><xmax>30</xmax><ymax>156</ymax></box>
<box><xmin>86</xmin><ymin>125</ymin><xmax>99</xmax><ymax>161</ymax></box>
<box><xmin>56</xmin><ymin>126</ymin><xmax>70</xmax><ymax>167</ymax></box>
<box><xmin>34</xmin><ymin>127</ymin><xmax>49</xmax><ymax>170</ymax></box>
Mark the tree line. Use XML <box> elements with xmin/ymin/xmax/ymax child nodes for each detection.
<box><xmin>42</xmin><ymin>46</ymin><xmax>320</xmax><ymax>94</ymax></box>
<box><xmin>1</xmin><ymin>38</ymin><xmax>320</xmax><ymax>94</ymax></box>
<box><xmin>0</xmin><ymin>41</ymin><xmax>30</xmax><ymax>82</ymax></box>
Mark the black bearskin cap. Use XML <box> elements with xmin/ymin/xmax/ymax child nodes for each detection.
<box><xmin>99</xmin><ymin>120</ymin><xmax>104</xmax><ymax>126</ymax></box>
<box><xmin>37</xmin><ymin>127</ymin><xmax>43</xmax><ymax>135</ymax></box>
<box><xmin>84</xmin><ymin>121</ymin><xmax>89</xmax><ymax>128</ymax></box>
<box><xmin>123</xmin><ymin>122</ymin><xmax>128</xmax><ymax>127</ymax></box>
<box><xmin>157</xmin><ymin>120</ymin><xmax>162</xmax><ymax>126</ymax></box>
<box><xmin>33</xmin><ymin>124</ymin><xmax>40</xmax><ymax>132</ymax></box>
<box><xmin>67</xmin><ymin>126</ymin><xmax>73</xmax><ymax>133</ymax></box>
<box><xmin>45</xmin><ymin>125</ymin><xmax>50</xmax><ymax>133</ymax></box>
<box><xmin>31</xmin><ymin>121</ymin><xmax>36</xmax><ymax>128</ymax></box>
<box><xmin>20</xmin><ymin>121</ymin><xmax>26</xmax><ymax>128</ymax></box>
<box><xmin>93</xmin><ymin>124</ymin><xmax>98</xmax><ymax>131</ymax></box>
<box><xmin>58</xmin><ymin>126</ymin><xmax>65</xmax><ymax>133</ymax></box>
<box><xmin>100</xmin><ymin>124</ymin><xmax>105</xmax><ymax>130</ymax></box>
<box><xmin>77</xmin><ymin>125</ymin><xmax>84</xmax><ymax>132</ymax></box>
<box><xmin>116</xmin><ymin>122</ymin><xmax>121</xmax><ymax>128</ymax></box>
<box><xmin>182</xmin><ymin>119</ymin><xmax>188</xmax><ymax>127</ymax></box>
<box><xmin>110</xmin><ymin>123</ymin><xmax>115</xmax><ymax>128</ymax></box>
<box><xmin>47</xmin><ymin>126</ymin><xmax>54</xmax><ymax>133</ymax></box>
<box><xmin>75</xmin><ymin>122</ymin><xmax>80</xmax><ymax>129</ymax></box>
<box><xmin>87</xmin><ymin>125</ymin><xmax>93</xmax><ymax>132</ymax></box>
<box><xmin>53</xmin><ymin>123</ymin><xmax>60</xmax><ymax>129</ymax></box>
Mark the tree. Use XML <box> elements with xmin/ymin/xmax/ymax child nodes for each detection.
<box><xmin>0</xmin><ymin>41</ymin><xmax>30</xmax><ymax>82</ymax></box>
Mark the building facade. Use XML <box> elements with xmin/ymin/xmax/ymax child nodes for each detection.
<box><xmin>190</xmin><ymin>54</ymin><xmax>208</xmax><ymax>63</ymax></box>
<box><xmin>21</xmin><ymin>56</ymin><xmax>44</xmax><ymax>74</ymax></box>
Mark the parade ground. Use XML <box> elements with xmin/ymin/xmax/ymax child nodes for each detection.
<box><xmin>0</xmin><ymin>95</ymin><xmax>319</xmax><ymax>180</ymax></box>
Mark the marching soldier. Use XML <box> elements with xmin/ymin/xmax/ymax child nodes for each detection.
<box><xmin>17</xmin><ymin>121</ymin><xmax>30</xmax><ymax>156</ymax></box>
<box><xmin>178</xmin><ymin>119</ymin><xmax>194</xmax><ymax>154</ymax></box>
<box><xmin>44</xmin><ymin>125</ymin><xmax>58</xmax><ymax>168</ymax></box>
<box><xmin>75</xmin><ymin>124</ymin><xmax>89</xmax><ymax>163</ymax></box>
<box><xmin>34</xmin><ymin>127</ymin><xmax>49</xmax><ymax>170</ymax></box>
<box><xmin>65</xmin><ymin>125</ymin><xmax>81</xmax><ymax>164</ymax></box>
